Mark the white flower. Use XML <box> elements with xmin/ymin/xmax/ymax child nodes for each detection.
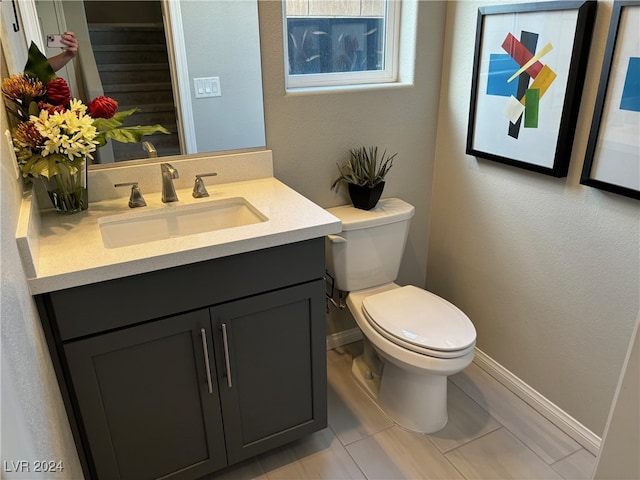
<box><xmin>30</xmin><ymin>99</ymin><xmax>98</xmax><ymax>160</ymax></box>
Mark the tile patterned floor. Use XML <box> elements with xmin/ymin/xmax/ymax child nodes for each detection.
<box><xmin>209</xmin><ymin>343</ymin><xmax>597</xmax><ymax>480</ymax></box>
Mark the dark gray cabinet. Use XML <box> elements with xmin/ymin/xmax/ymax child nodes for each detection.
<box><xmin>212</xmin><ymin>283</ymin><xmax>326</xmax><ymax>464</ymax></box>
<box><xmin>35</xmin><ymin>239</ymin><xmax>327</xmax><ymax>480</ymax></box>
<box><xmin>64</xmin><ymin>309</ymin><xmax>227</xmax><ymax>480</ymax></box>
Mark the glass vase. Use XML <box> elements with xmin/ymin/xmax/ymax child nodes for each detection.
<box><xmin>38</xmin><ymin>158</ymin><xmax>88</xmax><ymax>214</ymax></box>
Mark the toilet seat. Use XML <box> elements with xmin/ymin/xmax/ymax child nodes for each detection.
<box><xmin>362</xmin><ymin>286</ymin><xmax>476</xmax><ymax>359</ymax></box>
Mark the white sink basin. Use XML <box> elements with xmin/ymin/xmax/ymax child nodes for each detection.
<box><xmin>98</xmin><ymin>197</ymin><xmax>268</xmax><ymax>249</ymax></box>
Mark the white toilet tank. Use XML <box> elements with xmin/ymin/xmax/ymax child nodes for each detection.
<box><xmin>326</xmin><ymin>198</ymin><xmax>415</xmax><ymax>292</ymax></box>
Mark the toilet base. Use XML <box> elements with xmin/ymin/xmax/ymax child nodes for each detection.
<box><xmin>379</xmin><ymin>361</ymin><xmax>448</xmax><ymax>433</ymax></box>
<box><xmin>353</xmin><ymin>354</ymin><xmax>449</xmax><ymax>434</ymax></box>
<box><xmin>351</xmin><ymin>354</ymin><xmax>382</xmax><ymax>400</ymax></box>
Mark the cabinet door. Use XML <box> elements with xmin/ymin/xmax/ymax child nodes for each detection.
<box><xmin>64</xmin><ymin>310</ymin><xmax>227</xmax><ymax>480</ymax></box>
<box><xmin>211</xmin><ymin>280</ymin><xmax>327</xmax><ymax>464</ymax></box>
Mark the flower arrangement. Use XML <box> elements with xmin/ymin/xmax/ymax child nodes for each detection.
<box><xmin>2</xmin><ymin>42</ymin><xmax>170</xmax><ymax>213</ymax></box>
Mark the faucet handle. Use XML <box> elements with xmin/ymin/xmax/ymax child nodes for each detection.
<box><xmin>114</xmin><ymin>182</ymin><xmax>147</xmax><ymax>208</ymax></box>
<box><xmin>192</xmin><ymin>172</ymin><xmax>218</xmax><ymax>198</ymax></box>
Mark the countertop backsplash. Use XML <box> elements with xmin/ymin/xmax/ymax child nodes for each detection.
<box><xmin>87</xmin><ymin>149</ymin><xmax>274</xmax><ymax>203</ymax></box>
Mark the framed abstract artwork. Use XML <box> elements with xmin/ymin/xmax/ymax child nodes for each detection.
<box><xmin>580</xmin><ymin>1</ymin><xmax>640</xmax><ymax>200</ymax></box>
<box><xmin>466</xmin><ymin>1</ymin><xmax>597</xmax><ymax>177</ymax></box>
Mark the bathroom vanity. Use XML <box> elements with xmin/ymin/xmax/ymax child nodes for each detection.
<box><xmin>17</xmin><ymin>151</ymin><xmax>341</xmax><ymax>479</ymax></box>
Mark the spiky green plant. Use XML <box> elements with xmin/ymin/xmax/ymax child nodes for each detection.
<box><xmin>331</xmin><ymin>146</ymin><xmax>396</xmax><ymax>190</ymax></box>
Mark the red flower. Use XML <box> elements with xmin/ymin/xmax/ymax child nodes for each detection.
<box><xmin>88</xmin><ymin>96</ymin><xmax>118</xmax><ymax>119</ymax></box>
<box><xmin>38</xmin><ymin>101</ymin><xmax>66</xmax><ymax>115</ymax></box>
<box><xmin>45</xmin><ymin>78</ymin><xmax>71</xmax><ymax>106</ymax></box>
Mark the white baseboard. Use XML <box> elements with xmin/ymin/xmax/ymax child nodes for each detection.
<box><xmin>326</xmin><ymin>327</ymin><xmax>363</xmax><ymax>350</ymax></box>
<box><xmin>473</xmin><ymin>348</ymin><xmax>601</xmax><ymax>456</ymax></box>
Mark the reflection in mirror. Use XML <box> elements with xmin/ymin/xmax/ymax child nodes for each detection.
<box><xmin>33</xmin><ymin>0</ymin><xmax>266</xmax><ymax>166</ymax></box>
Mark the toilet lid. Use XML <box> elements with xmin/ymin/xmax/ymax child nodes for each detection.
<box><xmin>362</xmin><ymin>286</ymin><xmax>476</xmax><ymax>353</ymax></box>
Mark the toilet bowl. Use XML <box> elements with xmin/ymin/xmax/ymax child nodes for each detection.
<box><xmin>347</xmin><ymin>283</ymin><xmax>475</xmax><ymax>433</ymax></box>
<box><xmin>326</xmin><ymin>199</ymin><xmax>476</xmax><ymax>433</ymax></box>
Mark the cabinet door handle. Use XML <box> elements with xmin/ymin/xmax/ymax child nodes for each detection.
<box><xmin>200</xmin><ymin>328</ymin><xmax>214</xmax><ymax>394</ymax></box>
<box><xmin>221</xmin><ymin>323</ymin><xmax>233</xmax><ymax>388</ymax></box>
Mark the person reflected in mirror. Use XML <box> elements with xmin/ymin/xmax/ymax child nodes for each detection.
<box><xmin>47</xmin><ymin>31</ymin><xmax>78</xmax><ymax>72</ymax></box>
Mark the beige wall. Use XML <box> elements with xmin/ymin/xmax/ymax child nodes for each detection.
<box><xmin>259</xmin><ymin>0</ymin><xmax>445</xmax><ymax>296</ymax></box>
<box><xmin>427</xmin><ymin>0</ymin><xmax>640</xmax><ymax>436</ymax></box>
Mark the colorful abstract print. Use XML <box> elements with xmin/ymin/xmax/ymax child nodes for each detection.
<box><xmin>486</xmin><ymin>31</ymin><xmax>556</xmax><ymax>139</ymax></box>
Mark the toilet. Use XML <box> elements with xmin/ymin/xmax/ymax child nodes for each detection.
<box><xmin>326</xmin><ymin>198</ymin><xmax>476</xmax><ymax>433</ymax></box>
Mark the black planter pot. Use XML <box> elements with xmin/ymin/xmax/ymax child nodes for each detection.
<box><xmin>348</xmin><ymin>181</ymin><xmax>385</xmax><ymax>210</ymax></box>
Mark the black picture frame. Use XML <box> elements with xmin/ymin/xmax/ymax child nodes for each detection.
<box><xmin>466</xmin><ymin>1</ymin><xmax>597</xmax><ymax>177</ymax></box>
<box><xmin>580</xmin><ymin>1</ymin><xmax>640</xmax><ymax>200</ymax></box>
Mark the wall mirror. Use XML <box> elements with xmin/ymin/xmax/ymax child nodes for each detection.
<box><xmin>9</xmin><ymin>0</ymin><xmax>266</xmax><ymax>166</ymax></box>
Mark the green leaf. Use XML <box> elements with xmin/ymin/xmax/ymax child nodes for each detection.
<box><xmin>92</xmin><ymin>108</ymin><xmax>140</xmax><ymax>132</ymax></box>
<box><xmin>22</xmin><ymin>155</ymin><xmax>55</xmax><ymax>178</ymax></box>
<box><xmin>93</xmin><ymin>132</ymin><xmax>108</xmax><ymax>148</ymax></box>
<box><xmin>24</xmin><ymin>42</ymin><xmax>57</xmax><ymax>83</ymax></box>
<box><xmin>104</xmin><ymin>125</ymin><xmax>170</xmax><ymax>144</ymax></box>
<box><xmin>28</xmin><ymin>101</ymin><xmax>40</xmax><ymax>116</ymax></box>
<box><xmin>20</xmin><ymin>153</ymin><xmax>77</xmax><ymax>179</ymax></box>
<box><xmin>92</xmin><ymin>116</ymin><xmax>124</xmax><ymax>132</ymax></box>
<box><xmin>4</xmin><ymin>104</ymin><xmax>27</xmax><ymax>124</ymax></box>
<box><xmin>92</xmin><ymin>108</ymin><xmax>169</xmax><ymax>145</ymax></box>
<box><xmin>332</xmin><ymin>145</ymin><xmax>396</xmax><ymax>190</ymax></box>
<box><xmin>21</xmin><ymin>155</ymin><xmax>42</xmax><ymax>176</ymax></box>
<box><xmin>112</xmin><ymin>107</ymin><xmax>139</xmax><ymax>121</ymax></box>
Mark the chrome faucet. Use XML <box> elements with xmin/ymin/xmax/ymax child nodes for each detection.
<box><xmin>161</xmin><ymin>163</ymin><xmax>179</xmax><ymax>203</ymax></box>
<box><xmin>142</xmin><ymin>141</ymin><xmax>157</xmax><ymax>158</ymax></box>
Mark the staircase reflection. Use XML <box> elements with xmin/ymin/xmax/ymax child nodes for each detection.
<box><xmin>86</xmin><ymin>3</ymin><xmax>181</xmax><ymax>161</ymax></box>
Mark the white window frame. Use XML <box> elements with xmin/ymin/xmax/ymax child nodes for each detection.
<box><xmin>284</xmin><ymin>0</ymin><xmax>401</xmax><ymax>90</ymax></box>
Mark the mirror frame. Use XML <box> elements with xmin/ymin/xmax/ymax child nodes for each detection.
<box><xmin>162</xmin><ymin>1</ymin><xmax>196</xmax><ymax>154</ymax></box>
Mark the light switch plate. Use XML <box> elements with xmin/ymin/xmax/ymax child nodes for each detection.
<box><xmin>194</xmin><ymin>77</ymin><xmax>221</xmax><ymax>98</ymax></box>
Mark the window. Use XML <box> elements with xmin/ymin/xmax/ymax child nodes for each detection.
<box><xmin>284</xmin><ymin>0</ymin><xmax>400</xmax><ymax>89</ymax></box>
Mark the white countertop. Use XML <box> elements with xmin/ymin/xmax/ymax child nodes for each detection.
<box><xmin>19</xmin><ymin>177</ymin><xmax>341</xmax><ymax>295</ymax></box>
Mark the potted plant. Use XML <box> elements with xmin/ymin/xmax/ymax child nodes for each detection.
<box><xmin>331</xmin><ymin>146</ymin><xmax>397</xmax><ymax>210</ymax></box>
